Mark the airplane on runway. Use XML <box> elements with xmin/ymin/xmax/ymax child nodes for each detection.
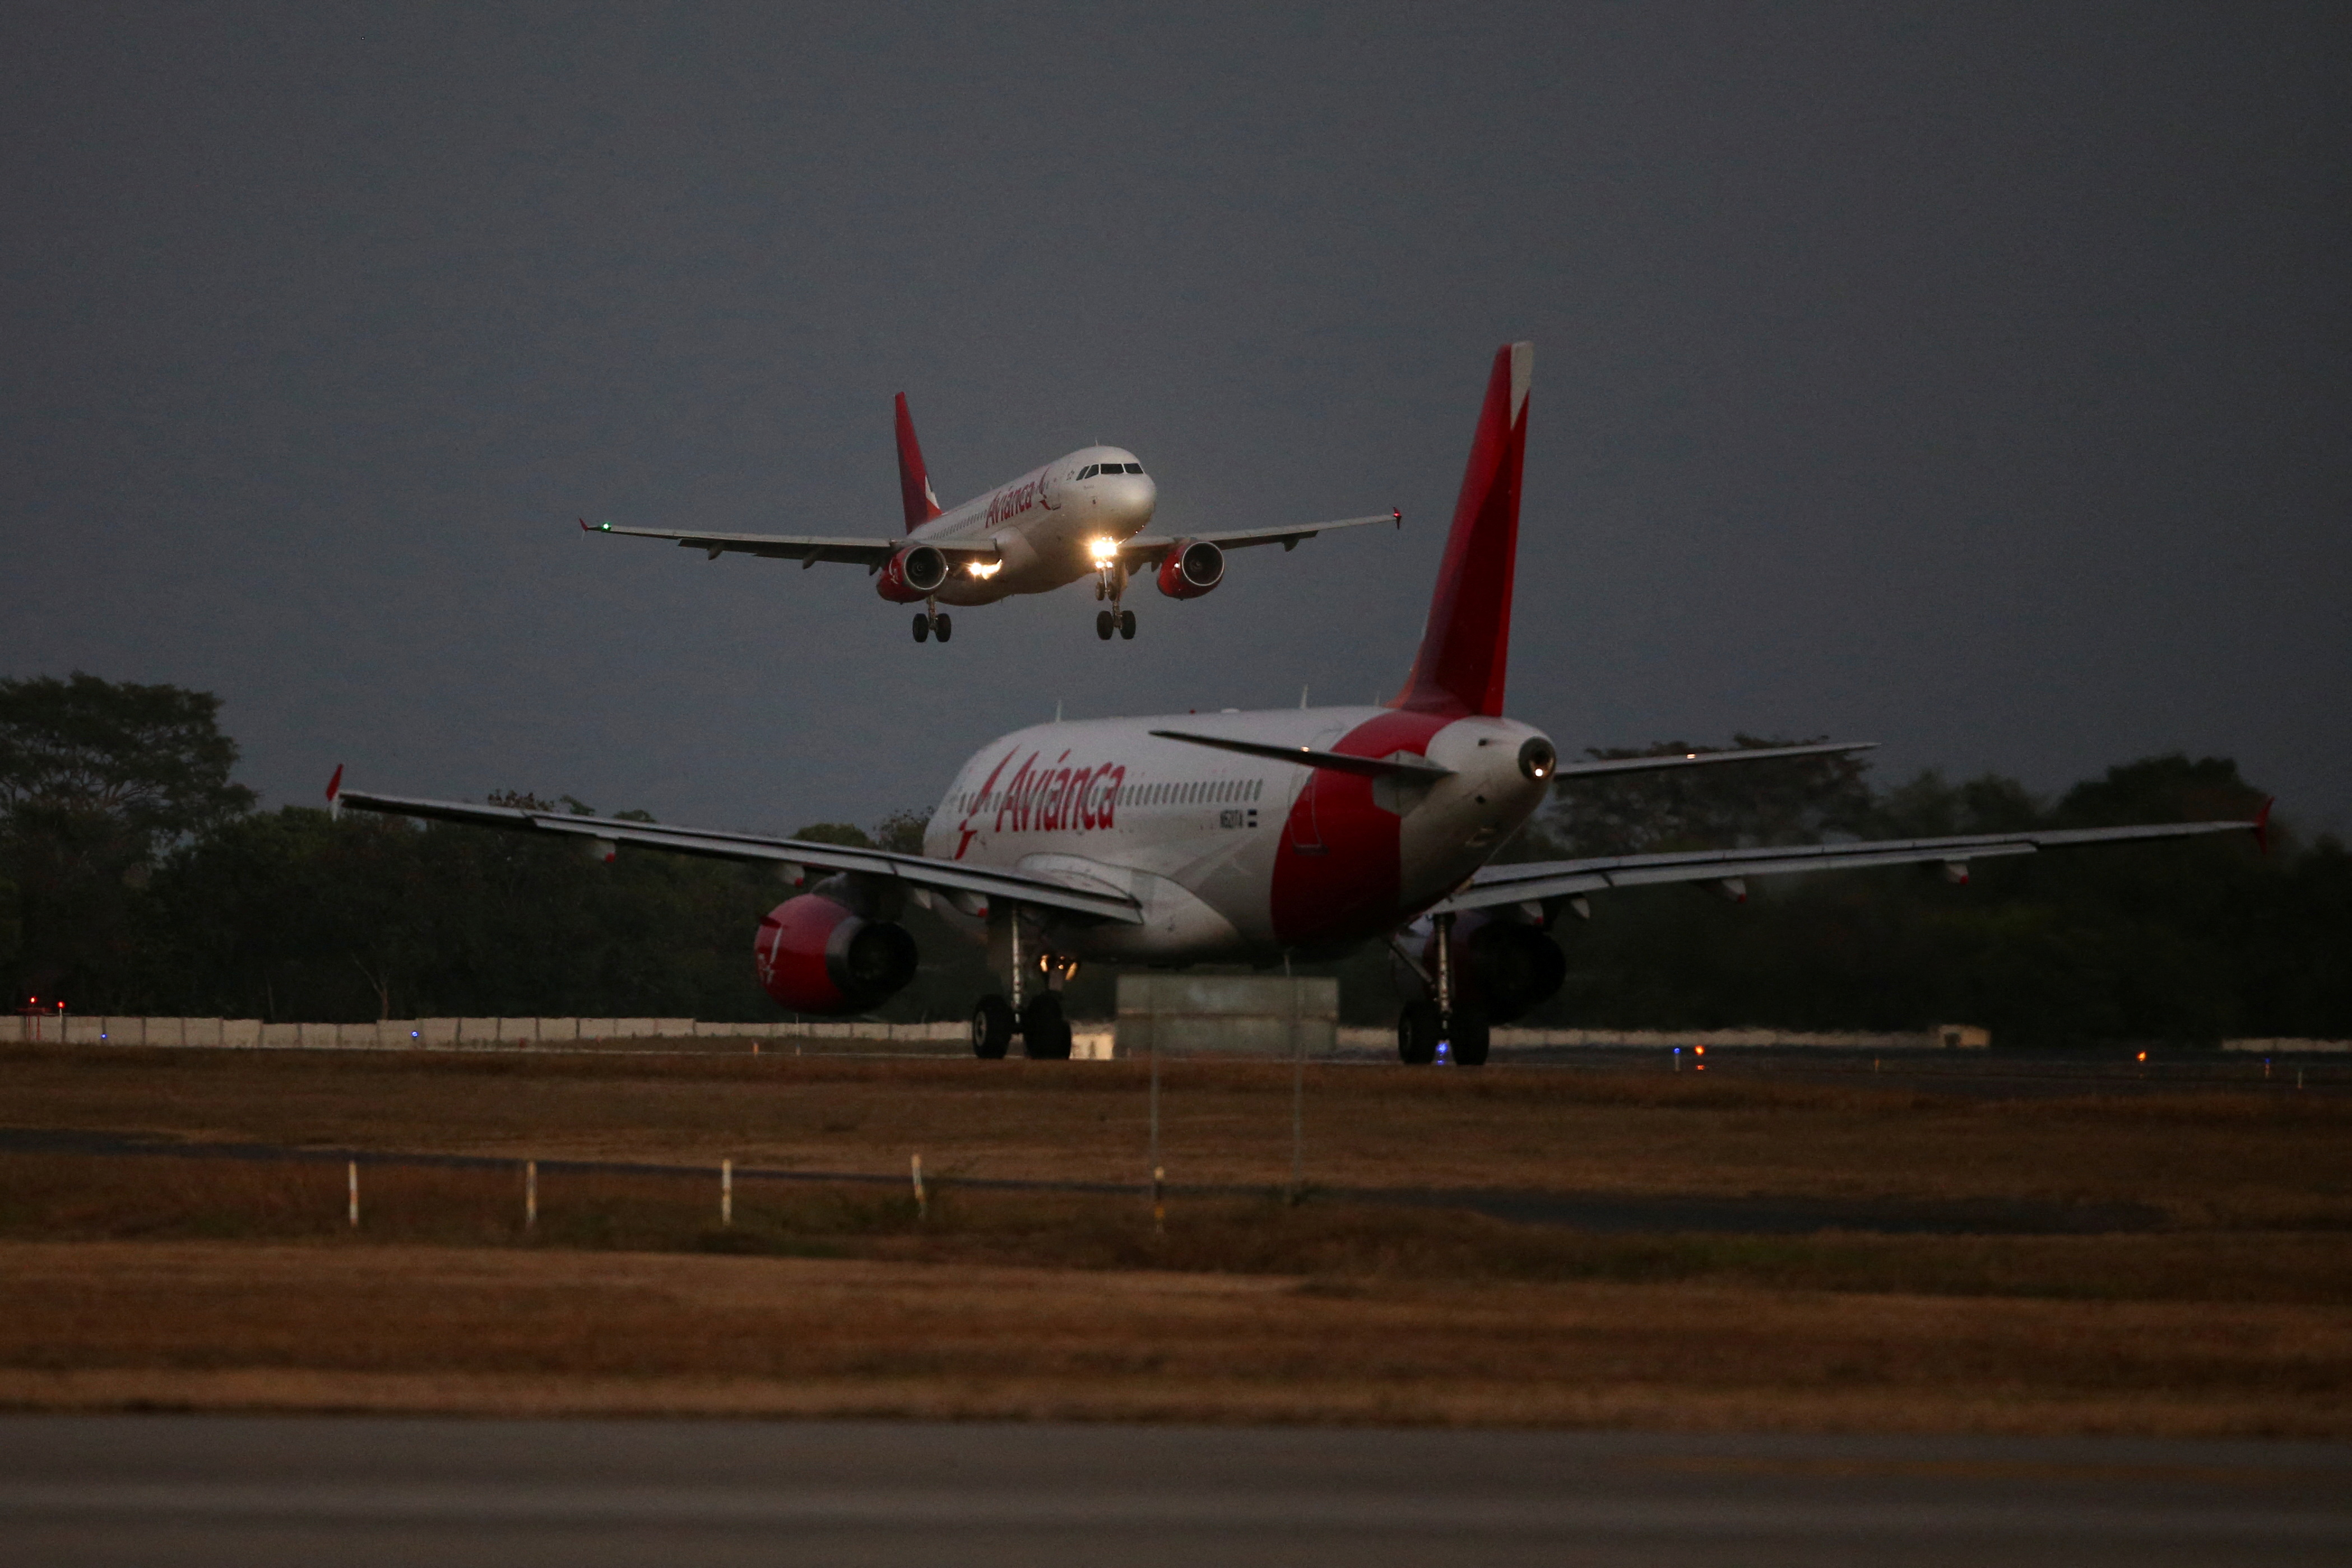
<box><xmin>582</xmin><ymin>392</ymin><xmax>1399</xmax><ymax>645</ymax></box>
<box><xmin>338</xmin><ymin>342</ymin><xmax>2267</xmax><ymax>1064</ymax></box>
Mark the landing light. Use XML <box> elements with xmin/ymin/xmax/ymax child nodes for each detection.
<box><xmin>966</xmin><ymin>559</ymin><xmax>1002</xmax><ymax>579</ymax></box>
<box><xmin>1088</xmin><ymin>536</ymin><xmax>1119</xmax><ymax>563</ymax></box>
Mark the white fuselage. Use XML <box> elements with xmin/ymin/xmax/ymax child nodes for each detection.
<box><xmin>913</xmin><ymin>447</ymin><xmax>1158</xmax><ymax>606</ymax></box>
<box><xmin>920</xmin><ymin>704</ymin><xmax>1553</xmax><ymax>963</ymax></box>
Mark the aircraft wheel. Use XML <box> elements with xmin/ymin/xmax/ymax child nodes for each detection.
<box><xmin>1397</xmin><ymin>1001</ymin><xmax>1440</xmax><ymax>1065</ymax></box>
<box><xmin>1021</xmin><ymin>992</ymin><xmax>1073</xmax><ymax>1060</ymax></box>
<box><xmin>935</xmin><ymin>613</ymin><xmax>953</xmax><ymax>643</ymax></box>
<box><xmin>1450</xmin><ymin>1008</ymin><xmax>1491</xmax><ymax>1068</ymax></box>
<box><xmin>1119</xmin><ymin>609</ymin><xmax>1136</xmax><ymax>639</ymax></box>
<box><xmin>912</xmin><ymin>613</ymin><xmax>930</xmax><ymax>643</ymax></box>
<box><xmin>1096</xmin><ymin>609</ymin><xmax>1115</xmax><ymax>641</ymax></box>
<box><xmin>971</xmin><ymin>995</ymin><xmax>1014</xmax><ymax>1059</ymax></box>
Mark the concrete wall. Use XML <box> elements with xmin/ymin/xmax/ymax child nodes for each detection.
<box><xmin>1</xmin><ymin>1012</ymin><xmax>2074</xmax><ymax>1055</ymax></box>
<box><xmin>0</xmin><ymin>1014</ymin><xmax>971</xmax><ymax>1048</ymax></box>
<box><xmin>1115</xmin><ymin>973</ymin><xmax>1339</xmax><ymax>1058</ymax></box>
<box><xmin>1334</xmin><ymin>1024</ymin><xmax>1991</xmax><ymax>1052</ymax></box>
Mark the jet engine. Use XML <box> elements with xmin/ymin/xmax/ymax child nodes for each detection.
<box><xmin>754</xmin><ymin>893</ymin><xmax>919</xmax><ymax>1014</ymax></box>
<box><xmin>875</xmin><ymin>544</ymin><xmax>950</xmax><ymax>602</ymax></box>
<box><xmin>1155</xmin><ymin>539</ymin><xmax>1224</xmax><ymax>599</ymax></box>
<box><xmin>1399</xmin><ymin>910</ymin><xmax>1568</xmax><ymax>1024</ymax></box>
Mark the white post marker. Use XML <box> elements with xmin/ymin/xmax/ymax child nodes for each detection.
<box><xmin>1149</xmin><ymin>1038</ymin><xmax>1163</xmax><ymax>1233</ymax></box>
<box><xmin>911</xmin><ymin>1153</ymin><xmax>926</xmax><ymax>1220</ymax></box>
<box><xmin>526</xmin><ymin>1160</ymin><xmax>537</xmax><ymax>1231</ymax></box>
<box><xmin>346</xmin><ymin>1160</ymin><xmax>359</xmax><ymax>1228</ymax></box>
<box><xmin>721</xmin><ymin>1158</ymin><xmax>733</xmax><ymax>1227</ymax></box>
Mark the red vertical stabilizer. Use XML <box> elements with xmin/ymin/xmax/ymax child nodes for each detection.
<box><xmin>1390</xmin><ymin>342</ymin><xmax>1531</xmax><ymax>718</ymax></box>
<box><xmin>894</xmin><ymin>393</ymin><xmax>944</xmax><ymax>531</ymax></box>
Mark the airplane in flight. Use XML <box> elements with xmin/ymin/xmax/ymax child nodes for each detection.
<box><xmin>337</xmin><ymin>343</ymin><xmax>2266</xmax><ymax>1063</ymax></box>
<box><xmin>581</xmin><ymin>392</ymin><xmax>1399</xmax><ymax>644</ymax></box>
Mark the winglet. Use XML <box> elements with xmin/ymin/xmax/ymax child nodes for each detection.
<box><xmin>1393</xmin><ymin>508</ymin><xmax>1403</xmax><ymax>530</ymax></box>
<box><xmin>1391</xmin><ymin>342</ymin><xmax>1531</xmax><ymax>718</ymax></box>
<box><xmin>326</xmin><ymin>764</ymin><xmax>344</xmax><ymax>820</ymax></box>
<box><xmin>2254</xmin><ymin>796</ymin><xmax>2274</xmax><ymax>856</ymax></box>
<box><xmin>894</xmin><ymin>393</ymin><xmax>945</xmax><ymax>531</ymax></box>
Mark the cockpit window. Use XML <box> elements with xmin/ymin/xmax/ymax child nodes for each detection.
<box><xmin>1078</xmin><ymin>464</ymin><xmax>1098</xmax><ymax>479</ymax></box>
<box><xmin>1122</xmin><ymin>462</ymin><xmax>1144</xmax><ymax>474</ymax></box>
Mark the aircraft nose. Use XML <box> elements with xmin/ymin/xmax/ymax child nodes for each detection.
<box><xmin>1120</xmin><ymin>472</ymin><xmax>1157</xmax><ymax>526</ymax></box>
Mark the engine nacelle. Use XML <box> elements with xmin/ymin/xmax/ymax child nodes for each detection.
<box><xmin>1400</xmin><ymin>910</ymin><xmax>1567</xmax><ymax>1024</ymax></box>
<box><xmin>875</xmin><ymin>544</ymin><xmax>950</xmax><ymax>602</ymax></box>
<box><xmin>1155</xmin><ymin>539</ymin><xmax>1224</xmax><ymax>599</ymax></box>
<box><xmin>754</xmin><ymin>893</ymin><xmax>918</xmax><ymax>1014</ymax></box>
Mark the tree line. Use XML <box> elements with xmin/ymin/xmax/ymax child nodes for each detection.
<box><xmin>3</xmin><ymin>674</ymin><xmax>2344</xmax><ymax>1045</ymax></box>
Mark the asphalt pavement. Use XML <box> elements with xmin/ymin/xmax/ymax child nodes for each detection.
<box><xmin>1</xmin><ymin>1417</ymin><xmax>2344</xmax><ymax>1566</ymax></box>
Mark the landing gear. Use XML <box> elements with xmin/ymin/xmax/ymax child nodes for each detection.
<box><xmin>1398</xmin><ymin>1000</ymin><xmax>1441</xmax><ymax>1065</ymax></box>
<box><xmin>913</xmin><ymin>604</ymin><xmax>952</xmax><ymax>643</ymax></box>
<box><xmin>977</xmin><ymin>907</ymin><xmax>1075</xmax><ymax>1061</ymax></box>
<box><xmin>934</xmin><ymin>612</ymin><xmax>952</xmax><ymax>642</ymax></box>
<box><xmin>1093</xmin><ymin>559</ymin><xmax>1135</xmax><ymax>641</ymax></box>
<box><xmin>1398</xmin><ymin>911</ymin><xmax>1489</xmax><ymax>1066</ymax></box>
<box><xmin>1450</xmin><ymin>1008</ymin><xmax>1491</xmax><ymax>1067</ymax></box>
<box><xmin>912</xmin><ymin>613</ymin><xmax>930</xmax><ymax>643</ymax></box>
<box><xmin>1021</xmin><ymin>992</ymin><xmax>1073</xmax><ymax>1060</ymax></box>
<box><xmin>971</xmin><ymin>994</ymin><xmax>1013</xmax><ymax>1059</ymax></box>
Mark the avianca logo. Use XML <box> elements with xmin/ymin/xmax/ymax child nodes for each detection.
<box><xmin>954</xmin><ymin>747</ymin><xmax>1128</xmax><ymax>859</ymax></box>
<box><xmin>985</xmin><ymin>471</ymin><xmax>1045</xmax><ymax>527</ymax></box>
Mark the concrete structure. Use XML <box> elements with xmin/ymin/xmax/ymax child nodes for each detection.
<box><xmin>2223</xmin><ymin>1037</ymin><xmax>2352</xmax><ymax>1054</ymax></box>
<box><xmin>1114</xmin><ymin>973</ymin><xmax>1338</xmax><ymax>1059</ymax></box>
<box><xmin>0</xmin><ymin>1014</ymin><xmax>970</xmax><ymax>1049</ymax></box>
<box><xmin>1332</xmin><ymin>1024</ymin><xmax>1990</xmax><ymax>1052</ymax></box>
<box><xmin>2</xmin><ymin>1013</ymin><xmax>2059</xmax><ymax>1056</ymax></box>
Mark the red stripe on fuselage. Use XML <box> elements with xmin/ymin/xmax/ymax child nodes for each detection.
<box><xmin>1269</xmin><ymin>709</ymin><xmax>1450</xmax><ymax>948</ymax></box>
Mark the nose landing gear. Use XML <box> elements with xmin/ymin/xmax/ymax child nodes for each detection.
<box><xmin>1093</xmin><ymin>561</ymin><xmax>1137</xmax><ymax>641</ymax></box>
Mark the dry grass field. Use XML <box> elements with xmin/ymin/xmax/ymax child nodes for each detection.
<box><xmin>1</xmin><ymin>1045</ymin><xmax>2346</xmax><ymax>1434</ymax></box>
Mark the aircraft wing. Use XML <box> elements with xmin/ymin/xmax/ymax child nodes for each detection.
<box><xmin>1427</xmin><ymin>811</ymin><xmax>2269</xmax><ymax>917</ymax></box>
<box><xmin>579</xmin><ymin>519</ymin><xmax>998</xmax><ymax>569</ymax></box>
<box><xmin>1118</xmin><ymin>510</ymin><xmax>1401</xmax><ymax>562</ymax></box>
<box><xmin>326</xmin><ymin>775</ymin><xmax>1143</xmax><ymax>925</ymax></box>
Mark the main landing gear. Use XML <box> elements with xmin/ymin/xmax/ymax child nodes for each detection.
<box><xmin>911</xmin><ymin>606</ymin><xmax>953</xmax><ymax>643</ymax></box>
<box><xmin>969</xmin><ymin>906</ymin><xmax>1074</xmax><ymax>1060</ymax></box>
<box><xmin>1398</xmin><ymin>911</ymin><xmax>1490</xmax><ymax>1066</ymax></box>
<box><xmin>1094</xmin><ymin>607</ymin><xmax>1136</xmax><ymax>641</ymax></box>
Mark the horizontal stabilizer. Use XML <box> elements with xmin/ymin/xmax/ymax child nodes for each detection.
<box><xmin>1149</xmin><ymin>730</ymin><xmax>1454</xmax><ymax>780</ymax></box>
<box><xmin>1552</xmin><ymin>740</ymin><xmax>1877</xmax><ymax>780</ymax></box>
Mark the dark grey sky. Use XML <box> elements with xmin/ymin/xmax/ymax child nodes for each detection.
<box><xmin>7</xmin><ymin>4</ymin><xmax>2347</xmax><ymax>835</ymax></box>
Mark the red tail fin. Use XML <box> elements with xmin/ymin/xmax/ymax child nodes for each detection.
<box><xmin>894</xmin><ymin>393</ymin><xmax>944</xmax><ymax>531</ymax></box>
<box><xmin>1391</xmin><ymin>342</ymin><xmax>1531</xmax><ymax>717</ymax></box>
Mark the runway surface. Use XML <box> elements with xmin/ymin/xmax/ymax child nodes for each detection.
<box><xmin>2</xmin><ymin>1417</ymin><xmax>2345</xmax><ymax>1566</ymax></box>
